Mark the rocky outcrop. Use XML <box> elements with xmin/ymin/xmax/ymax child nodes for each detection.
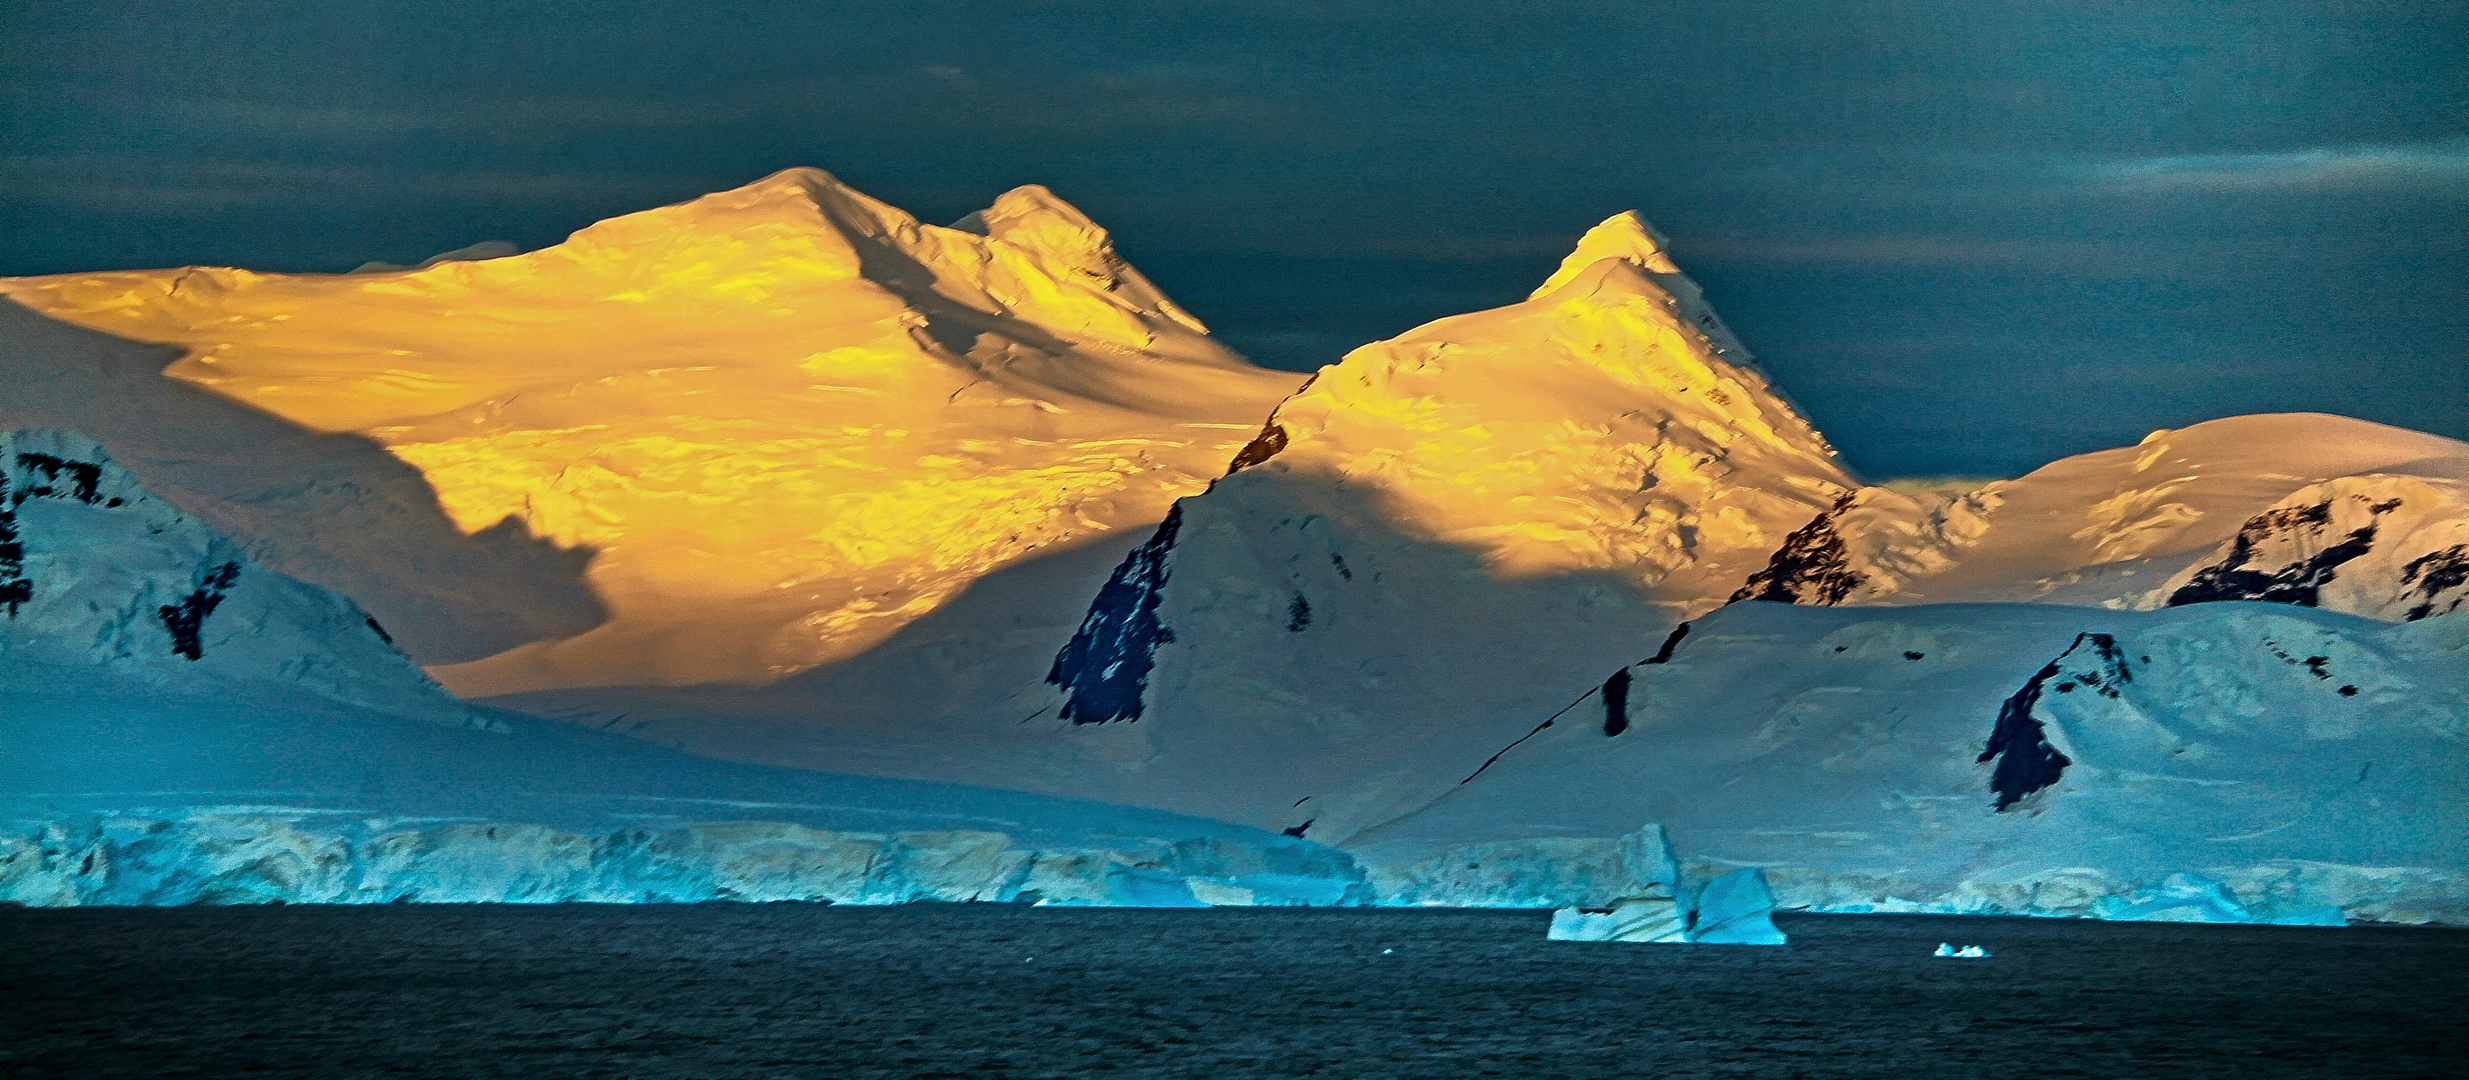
<box><xmin>2160</xmin><ymin>476</ymin><xmax>2469</xmax><ymax>622</ymax></box>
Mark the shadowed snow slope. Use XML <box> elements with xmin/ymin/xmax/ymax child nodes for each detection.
<box><xmin>0</xmin><ymin>300</ymin><xmax>605</xmax><ymax>663</ymax></box>
<box><xmin>1351</xmin><ymin>600</ymin><xmax>2469</xmax><ymax>924</ymax></box>
<box><xmin>1736</xmin><ymin>414</ymin><xmax>2469</xmax><ymax>619</ymax></box>
<box><xmin>0</xmin><ymin>432</ymin><xmax>1367</xmax><ymax>909</ymax></box>
<box><xmin>0</xmin><ymin>169</ymin><xmax>1301</xmax><ymax>692</ymax></box>
<box><xmin>0</xmin><ymin>676</ymin><xmax>1371</xmax><ymax>907</ymax></box>
<box><xmin>0</xmin><ymin>429</ymin><xmax>466</xmax><ymax>726</ymax></box>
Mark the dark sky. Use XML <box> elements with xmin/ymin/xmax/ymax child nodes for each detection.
<box><xmin>4</xmin><ymin>1</ymin><xmax>2463</xmax><ymax>478</ymax></box>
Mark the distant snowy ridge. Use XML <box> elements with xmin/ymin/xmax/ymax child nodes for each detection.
<box><xmin>1729</xmin><ymin>414</ymin><xmax>2469</xmax><ymax>620</ymax></box>
<box><xmin>0</xmin><ymin>429</ymin><xmax>467</xmax><ymax>725</ymax></box>
<box><xmin>2152</xmin><ymin>474</ymin><xmax>2469</xmax><ymax>621</ymax></box>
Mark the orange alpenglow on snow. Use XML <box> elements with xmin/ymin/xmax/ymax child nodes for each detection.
<box><xmin>3</xmin><ymin>169</ymin><xmax>1303</xmax><ymax>693</ymax></box>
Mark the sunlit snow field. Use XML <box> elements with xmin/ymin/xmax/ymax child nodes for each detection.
<box><xmin>5</xmin><ymin>907</ymin><xmax>2463</xmax><ymax>1079</ymax></box>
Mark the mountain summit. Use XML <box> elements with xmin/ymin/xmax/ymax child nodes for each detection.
<box><xmin>2</xmin><ymin>170</ymin><xmax>1302</xmax><ymax>692</ymax></box>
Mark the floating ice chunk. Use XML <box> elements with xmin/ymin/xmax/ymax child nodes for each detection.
<box><xmin>1548</xmin><ymin>896</ymin><xmax>1689</xmax><ymax>942</ymax></box>
<box><xmin>1686</xmin><ymin>867</ymin><xmax>1788</xmax><ymax>945</ymax></box>
<box><xmin>1935</xmin><ymin>943</ymin><xmax>1991</xmax><ymax>958</ymax></box>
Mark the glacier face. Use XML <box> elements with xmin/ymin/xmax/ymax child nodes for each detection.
<box><xmin>0</xmin><ymin>814</ymin><xmax>1375</xmax><ymax>909</ymax></box>
<box><xmin>0</xmin><ymin>668</ymin><xmax>1380</xmax><ymax>909</ymax></box>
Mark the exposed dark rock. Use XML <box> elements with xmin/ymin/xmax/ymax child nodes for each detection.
<box><xmin>1643</xmin><ymin>621</ymin><xmax>1691</xmax><ymax>664</ymax></box>
<box><xmin>2167</xmin><ymin>497</ymin><xmax>2398</xmax><ymax>608</ymax></box>
<box><xmin>158</xmin><ymin>561</ymin><xmax>242</xmax><ymax>660</ymax></box>
<box><xmin>1281</xmin><ymin>820</ymin><xmax>1314</xmax><ymax>838</ymax></box>
<box><xmin>1225</xmin><ymin>421</ymin><xmax>1290</xmax><ymax>475</ymax></box>
<box><xmin>1979</xmin><ymin>633</ymin><xmax>2117</xmax><ymax>810</ymax></box>
<box><xmin>12</xmin><ymin>452</ymin><xmax>106</xmax><ymax>505</ymax></box>
<box><xmin>1330</xmin><ymin>552</ymin><xmax>1352</xmax><ymax>581</ymax></box>
<box><xmin>0</xmin><ymin>478</ymin><xmax>24</xmax><ymax>617</ymax></box>
<box><xmin>1601</xmin><ymin>668</ymin><xmax>1632</xmax><ymax>736</ymax></box>
<box><xmin>2400</xmin><ymin>545</ymin><xmax>2469</xmax><ymax>621</ymax></box>
<box><xmin>1286</xmin><ymin>593</ymin><xmax>1312</xmax><ymax>632</ymax></box>
<box><xmin>1047</xmin><ymin>504</ymin><xmax>1183</xmax><ymax>724</ymax></box>
<box><xmin>1730</xmin><ymin>493</ymin><xmax>1863</xmax><ymax>605</ymax></box>
<box><xmin>365</xmin><ymin>616</ymin><xmax>395</xmax><ymax>645</ymax></box>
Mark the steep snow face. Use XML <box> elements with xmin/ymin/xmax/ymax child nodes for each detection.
<box><xmin>2154</xmin><ymin>476</ymin><xmax>2469</xmax><ymax>621</ymax></box>
<box><xmin>0</xmin><ymin>429</ymin><xmax>465</xmax><ymax>724</ymax></box>
<box><xmin>955</xmin><ymin>213</ymin><xmax>1852</xmax><ymax>832</ymax></box>
<box><xmin>1730</xmin><ymin>414</ymin><xmax>2469</xmax><ymax>619</ymax></box>
<box><xmin>1042</xmin><ymin>212</ymin><xmax>1850</xmax><ymax>750</ymax></box>
<box><xmin>1</xmin><ymin>169</ymin><xmax>1300</xmax><ymax>692</ymax></box>
<box><xmin>1238</xmin><ymin>213</ymin><xmax>1848</xmax><ymax>596</ymax></box>
<box><xmin>1348</xmin><ymin>600</ymin><xmax>2469</xmax><ymax>923</ymax></box>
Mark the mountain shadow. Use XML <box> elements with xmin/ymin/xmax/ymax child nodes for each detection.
<box><xmin>486</xmin><ymin>461</ymin><xmax>1704</xmax><ymax>842</ymax></box>
<box><xmin>0</xmin><ymin>298</ymin><xmax>603</xmax><ymax>662</ymax></box>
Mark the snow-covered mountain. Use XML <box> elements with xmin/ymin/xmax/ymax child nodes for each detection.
<box><xmin>5</xmin><ymin>169</ymin><xmax>2464</xmax><ymax>923</ymax></box>
<box><xmin>1</xmin><ymin>169</ymin><xmax>1301</xmax><ymax>694</ymax></box>
<box><xmin>1734</xmin><ymin>413</ymin><xmax>2469</xmax><ymax>620</ymax></box>
<box><xmin>1352</xmin><ymin>598</ymin><xmax>2469</xmax><ymax>924</ymax></box>
<box><xmin>0</xmin><ymin>428</ymin><xmax>465</xmax><ymax>725</ymax></box>
<box><xmin>492</xmin><ymin>211</ymin><xmax>1856</xmax><ymax>831</ymax></box>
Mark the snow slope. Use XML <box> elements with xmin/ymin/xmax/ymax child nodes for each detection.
<box><xmin>492</xmin><ymin>212</ymin><xmax>1856</xmax><ymax>837</ymax></box>
<box><xmin>0</xmin><ymin>427</ymin><xmax>1370</xmax><ymax>908</ymax></box>
<box><xmin>481</xmin><ymin>217</ymin><xmax>2469</xmax><ymax>930</ymax></box>
<box><xmin>1351</xmin><ymin>599</ymin><xmax>2469</xmax><ymax>924</ymax></box>
<box><xmin>1</xmin><ymin>428</ymin><xmax>464</xmax><ymax>725</ymax></box>
<box><xmin>1736</xmin><ymin>414</ymin><xmax>2469</xmax><ymax>619</ymax></box>
<box><xmin>1</xmin><ymin>169</ymin><xmax>1302</xmax><ymax>692</ymax></box>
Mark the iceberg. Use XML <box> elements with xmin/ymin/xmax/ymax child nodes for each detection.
<box><xmin>1686</xmin><ymin>867</ymin><xmax>1788</xmax><ymax>945</ymax></box>
<box><xmin>1548</xmin><ymin>898</ymin><xmax>1690</xmax><ymax>943</ymax></box>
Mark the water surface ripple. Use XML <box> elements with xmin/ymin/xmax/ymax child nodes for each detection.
<box><xmin>4</xmin><ymin>906</ymin><xmax>2463</xmax><ymax>1078</ymax></box>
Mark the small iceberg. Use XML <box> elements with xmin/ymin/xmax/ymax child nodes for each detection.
<box><xmin>1935</xmin><ymin>943</ymin><xmax>1991</xmax><ymax>958</ymax></box>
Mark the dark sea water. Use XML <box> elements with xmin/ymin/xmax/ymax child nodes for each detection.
<box><xmin>3</xmin><ymin>906</ymin><xmax>2463</xmax><ymax>1079</ymax></box>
